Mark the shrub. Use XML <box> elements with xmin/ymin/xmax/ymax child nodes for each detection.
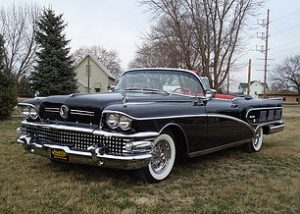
<box><xmin>0</xmin><ymin>71</ymin><xmax>17</xmax><ymax>119</ymax></box>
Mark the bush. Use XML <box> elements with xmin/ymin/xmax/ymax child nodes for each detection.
<box><xmin>0</xmin><ymin>71</ymin><xmax>17</xmax><ymax>119</ymax></box>
<box><xmin>17</xmin><ymin>76</ymin><xmax>33</xmax><ymax>98</ymax></box>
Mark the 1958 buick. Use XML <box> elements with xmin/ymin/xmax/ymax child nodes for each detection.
<box><xmin>17</xmin><ymin>68</ymin><xmax>284</xmax><ymax>182</ymax></box>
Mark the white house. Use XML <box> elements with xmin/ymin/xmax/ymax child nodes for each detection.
<box><xmin>73</xmin><ymin>54</ymin><xmax>116</xmax><ymax>93</ymax></box>
<box><xmin>238</xmin><ymin>80</ymin><xmax>268</xmax><ymax>98</ymax></box>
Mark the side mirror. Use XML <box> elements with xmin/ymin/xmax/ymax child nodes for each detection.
<box><xmin>205</xmin><ymin>89</ymin><xmax>216</xmax><ymax>100</ymax></box>
<box><xmin>108</xmin><ymin>85</ymin><xmax>116</xmax><ymax>93</ymax></box>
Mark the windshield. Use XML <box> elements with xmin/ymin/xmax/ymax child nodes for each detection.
<box><xmin>116</xmin><ymin>70</ymin><xmax>204</xmax><ymax>96</ymax></box>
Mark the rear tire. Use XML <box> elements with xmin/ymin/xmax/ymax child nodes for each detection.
<box><xmin>139</xmin><ymin>131</ymin><xmax>176</xmax><ymax>183</ymax></box>
<box><xmin>243</xmin><ymin>127</ymin><xmax>263</xmax><ymax>153</ymax></box>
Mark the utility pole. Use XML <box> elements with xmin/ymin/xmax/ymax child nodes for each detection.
<box><xmin>257</xmin><ymin>9</ymin><xmax>270</xmax><ymax>98</ymax></box>
<box><xmin>87</xmin><ymin>57</ymin><xmax>91</xmax><ymax>93</ymax></box>
<box><xmin>227</xmin><ymin>70</ymin><xmax>230</xmax><ymax>94</ymax></box>
<box><xmin>247</xmin><ymin>59</ymin><xmax>252</xmax><ymax>96</ymax></box>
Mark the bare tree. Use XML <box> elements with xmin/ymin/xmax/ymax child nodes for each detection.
<box><xmin>271</xmin><ymin>55</ymin><xmax>300</xmax><ymax>95</ymax></box>
<box><xmin>129</xmin><ymin>21</ymin><xmax>182</xmax><ymax>68</ymax></box>
<box><xmin>139</xmin><ymin>0</ymin><xmax>262</xmax><ymax>89</ymax></box>
<box><xmin>0</xmin><ymin>3</ymin><xmax>40</xmax><ymax>79</ymax></box>
<box><xmin>73</xmin><ymin>45</ymin><xmax>122</xmax><ymax>77</ymax></box>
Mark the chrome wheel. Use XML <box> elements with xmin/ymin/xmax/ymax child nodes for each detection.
<box><xmin>252</xmin><ymin>127</ymin><xmax>263</xmax><ymax>151</ymax></box>
<box><xmin>148</xmin><ymin>133</ymin><xmax>176</xmax><ymax>181</ymax></box>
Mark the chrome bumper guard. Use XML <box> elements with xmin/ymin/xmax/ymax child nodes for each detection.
<box><xmin>265</xmin><ymin>121</ymin><xmax>285</xmax><ymax>134</ymax></box>
<box><xmin>17</xmin><ymin>121</ymin><xmax>159</xmax><ymax>170</ymax></box>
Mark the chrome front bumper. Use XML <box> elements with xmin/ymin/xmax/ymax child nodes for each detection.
<box><xmin>17</xmin><ymin>121</ymin><xmax>158</xmax><ymax>170</ymax></box>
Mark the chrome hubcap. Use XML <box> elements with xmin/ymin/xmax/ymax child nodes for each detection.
<box><xmin>150</xmin><ymin>140</ymin><xmax>171</xmax><ymax>173</ymax></box>
<box><xmin>253</xmin><ymin>128</ymin><xmax>262</xmax><ymax>149</ymax></box>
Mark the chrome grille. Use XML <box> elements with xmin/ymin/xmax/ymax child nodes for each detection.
<box><xmin>25</xmin><ymin>126</ymin><xmax>125</xmax><ymax>155</ymax></box>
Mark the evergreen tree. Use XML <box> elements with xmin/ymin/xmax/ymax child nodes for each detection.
<box><xmin>31</xmin><ymin>8</ymin><xmax>77</xmax><ymax>96</ymax></box>
<box><xmin>0</xmin><ymin>34</ymin><xmax>17</xmax><ymax>119</ymax></box>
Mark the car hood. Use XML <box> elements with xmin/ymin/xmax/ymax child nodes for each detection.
<box><xmin>41</xmin><ymin>92</ymin><xmax>193</xmax><ymax>109</ymax></box>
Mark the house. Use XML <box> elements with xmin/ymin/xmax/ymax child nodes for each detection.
<box><xmin>238</xmin><ymin>80</ymin><xmax>268</xmax><ymax>98</ymax></box>
<box><xmin>259</xmin><ymin>91</ymin><xmax>300</xmax><ymax>104</ymax></box>
<box><xmin>73</xmin><ymin>54</ymin><xmax>116</xmax><ymax>93</ymax></box>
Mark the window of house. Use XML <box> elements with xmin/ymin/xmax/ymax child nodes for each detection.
<box><xmin>95</xmin><ymin>88</ymin><xmax>100</xmax><ymax>92</ymax></box>
<box><xmin>283</xmin><ymin>97</ymin><xmax>286</xmax><ymax>101</ymax></box>
<box><xmin>297</xmin><ymin>98</ymin><xmax>299</xmax><ymax>102</ymax></box>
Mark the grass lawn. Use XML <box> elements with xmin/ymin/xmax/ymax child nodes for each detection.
<box><xmin>0</xmin><ymin>106</ymin><xmax>299</xmax><ymax>213</ymax></box>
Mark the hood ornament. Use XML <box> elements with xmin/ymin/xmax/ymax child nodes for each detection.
<box><xmin>60</xmin><ymin>105</ymin><xmax>69</xmax><ymax>119</ymax></box>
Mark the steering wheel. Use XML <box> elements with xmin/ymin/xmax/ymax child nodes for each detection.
<box><xmin>173</xmin><ymin>87</ymin><xmax>192</xmax><ymax>95</ymax></box>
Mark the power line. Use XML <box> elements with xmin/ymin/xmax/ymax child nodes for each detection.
<box><xmin>272</xmin><ymin>9</ymin><xmax>300</xmax><ymax>23</ymax></box>
<box><xmin>271</xmin><ymin>23</ymin><xmax>300</xmax><ymax>37</ymax></box>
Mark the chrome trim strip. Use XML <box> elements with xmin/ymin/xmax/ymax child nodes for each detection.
<box><xmin>188</xmin><ymin>139</ymin><xmax>250</xmax><ymax>158</ymax></box>
<box><xmin>102</xmin><ymin>110</ymin><xmax>256</xmax><ymax>134</ymax></box>
<box><xmin>21</xmin><ymin>121</ymin><xmax>159</xmax><ymax>139</ymax></box>
<box><xmin>71</xmin><ymin>109</ymin><xmax>94</xmax><ymax>114</ymax></box>
<box><xmin>93</xmin><ymin>130</ymin><xmax>158</xmax><ymax>139</ymax></box>
<box><xmin>22</xmin><ymin>121</ymin><xmax>93</xmax><ymax>133</ymax></box>
<box><xmin>45</xmin><ymin>107</ymin><xmax>60</xmax><ymax>110</ymax></box>
<box><xmin>70</xmin><ymin>112</ymin><xmax>94</xmax><ymax>117</ymax></box>
<box><xmin>45</xmin><ymin>110</ymin><xmax>60</xmax><ymax>113</ymax></box>
<box><xmin>18</xmin><ymin>103</ymin><xmax>36</xmax><ymax>108</ymax></box>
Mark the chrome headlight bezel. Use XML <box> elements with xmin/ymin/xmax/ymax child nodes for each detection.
<box><xmin>29</xmin><ymin>108</ymin><xmax>39</xmax><ymax>120</ymax></box>
<box><xmin>105</xmin><ymin>113</ymin><xmax>132</xmax><ymax>131</ymax></box>
<box><xmin>19</xmin><ymin>104</ymin><xmax>39</xmax><ymax>120</ymax></box>
<box><xmin>21</xmin><ymin>106</ymin><xmax>30</xmax><ymax>119</ymax></box>
<box><xmin>119</xmin><ymin>115</ymin><xmax>132</xmax><ymax>131</ymax></box>
<box><xmin>106</xmin><ymin>113</ymin><xmax>120</xmax><ymax>129</ymax></box>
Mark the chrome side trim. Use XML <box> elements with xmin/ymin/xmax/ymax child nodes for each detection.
<box><xmin>102</xmin><ymin>110</ymin><xmax>256</xmax><ymax>135</ymax></box>
<box><xmin>21</xmin><ymin>121</ymin><xmax>159</xmax><ymax>139</ymax></box>
<box><xmin>188</xmin><ymin>139</ymin><xmax>250</xmax><ymax>158</ymax></box>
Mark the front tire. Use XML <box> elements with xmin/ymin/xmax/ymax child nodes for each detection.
<box><xmin>244</xmin><ymin>127</ymin><xmax>263</xmax><ymax>152</ymax></box>
<box><xmin>140</xmin><ymin>132</ymin><xmax>176</xmax><ymax>182</ymax></box>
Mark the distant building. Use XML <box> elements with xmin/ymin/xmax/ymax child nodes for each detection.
<box><xmin>238</xmin><ymin>80</ymin><xmax>268</xmax><ymax>98</ymax></box>
<box><xmin>259</xmin><ymin>91</ymin><xmax>300</xmax><ymax>104</ymax></box>
<box><xmin>73</xmin><ymin>54</ymin><xmax>115</xmax><ymax>93</ymax></box>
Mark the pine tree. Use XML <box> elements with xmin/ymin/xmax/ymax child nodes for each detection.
<box><xmin>31</xmin><ymin>8</ymin><xmax>77</xmax><ymax>96</ymax></box>
<box><xmin>0</xmin><ymin>34</ymin><xmax>17</xmax><ymax>119</ymax></box>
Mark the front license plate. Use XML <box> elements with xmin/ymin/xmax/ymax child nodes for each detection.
<box><xmin>50</xmin><ymin>149</ymin><xmax>69</xmax><ymax>161</ymax></box>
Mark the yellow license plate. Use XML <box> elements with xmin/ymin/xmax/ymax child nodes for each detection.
<box><xmin>51</xmin><ymin>149</ymin><xmax>69</xmax><ymax>161</ymax></box>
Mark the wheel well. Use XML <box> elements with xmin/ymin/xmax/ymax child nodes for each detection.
<box><xmin>161</xmin><ymin>124</ymin><xmax>188</xmax><ymax>162</ymax></box>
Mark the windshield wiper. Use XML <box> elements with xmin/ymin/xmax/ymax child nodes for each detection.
<box><xmin>122</xmin><ymin>87</ymin><xmax>169</xmax><ymax>95</ymax></box>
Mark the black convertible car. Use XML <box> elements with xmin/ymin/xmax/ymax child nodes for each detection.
<box><xmin>17</xmin><ymin>68</ymin><xmax>284</xmax><ymax>182</ymax></box>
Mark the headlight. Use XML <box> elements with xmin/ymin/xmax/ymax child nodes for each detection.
<box><xmin>106</xmin><ymin>114</ymin><xmax>120</xmax><ymax>129</ymax></box>
<box><xmin>29</xmin><ymin>108</ymin><xmax>38</xmax><ymax>119</ymax></box>
<box><xmin>119</xmin><ymin>115</ymin><xmax>132</xmax><ymax>130</ymax></box>
<box><xmin>20</xmin><ymin>105</ymin><xmax>39</xmax><ymax>120</ymax></box>
<box><xmin>21</xmin><ymin>106</ymin><xmax>30</xmax><ymax>118</ymax></box>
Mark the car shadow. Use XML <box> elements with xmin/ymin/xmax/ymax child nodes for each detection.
<box><xmin>34</xmin><ymin>146</ymin><xmax>248</xmax><ymax>184</ymax></box>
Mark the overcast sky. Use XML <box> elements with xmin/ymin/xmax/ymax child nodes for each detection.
<box><xmin>2</xmin><ymin>0</ymin><xmax>300</xmax><ymax>89</ymax></box>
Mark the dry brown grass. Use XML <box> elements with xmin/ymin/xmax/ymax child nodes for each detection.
<box><xmin>0</xmin><ymin>106</ymin><xmax>299</xmax><ymax>213</ymax></box>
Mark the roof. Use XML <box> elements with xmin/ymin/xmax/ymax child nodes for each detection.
<box><xmin>73</xmin><ymin>54</ymin><xmax>116</xmax><ymax>80</ymax></box>
<box><xmin>238</xmin><ymin>83</ymin><xmax>248</xmax><ymax>89</ymax></box>
<box><xmin>264</xmin><ymin>91</ymin><xmax>299</xmax><ymax>96</ymax></box>
<box><xmin>238</xmin><ymin>81</ymin><xmax>269</xmax><ymax>89</ymax></box>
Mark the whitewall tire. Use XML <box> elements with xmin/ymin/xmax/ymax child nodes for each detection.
<box><xmin>244</xmin><ymin>127</ymin><xmax>264</xmax><ymax>152</ymax></box>
<box><xmin>141</xmin><ymin>132</ymin><xmax>176</xmax><ymax>182</ymax></box>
